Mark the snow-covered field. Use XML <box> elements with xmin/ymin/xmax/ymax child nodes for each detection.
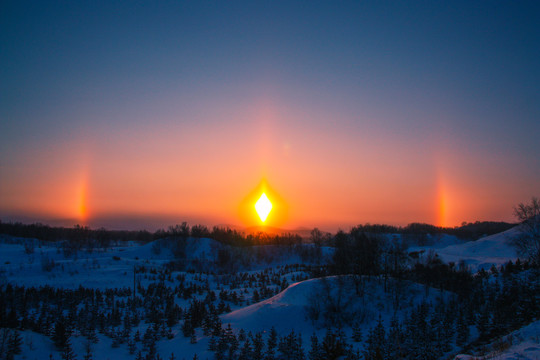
<box><xmin>0</xmin><ymin>226</ymin><xmax>537</xmax><ymax>360</ymax></box>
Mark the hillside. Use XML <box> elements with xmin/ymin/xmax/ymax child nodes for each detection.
<box><xmin>408</xmin><ymin>226</ymin><xmax>523</xmax><ymax>271</ymax></box>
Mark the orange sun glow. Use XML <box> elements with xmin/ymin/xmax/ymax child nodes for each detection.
<box><xmin>238</xmin><ymin>179</ymin><xmax>287</xmax><ymax>227</ymax></box>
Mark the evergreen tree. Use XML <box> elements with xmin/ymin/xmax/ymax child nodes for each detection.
<box><xmin>365</xmin><ymin>316</ymin><xmax>386</xmax><ymax>360</ymax></box>
<box><xmin>202</xmin><ymin>314</ymin><xmax>213</xmax><ymax>336</ymax></box>
<box><xmin>61</xmin><ymin>337</ymin><xmax>77</xmax><ymax>360</ymax></box>
<box><xmin>86</xmin><ymin>325</ymin><xmax>98</xmax><ymax>344</ymax></box>
<box><xmin>128</xmin><ymin>336</ymin><xmax>137</xmax><ymax>354</ymax></box>
<box><xmin>83</xmin><ymin>348</ymin><xmax>93</xmax><ymax>360</ymax></box>
<box><xmin>252</xmin><ymin>332</ymin><xmax>265</xmax><ymax>359</ymax></box>
<box><xmin>182</xmin><ymin>319</ymin><xmax>193</xmax><ymax>338</ymax></box>
<box><xmin>7</xmin><ymin>330</ymin><xmax>22</xmax><ymax>356</ymax></box>
<box><xmin>83</xmin><ymin>341</ymin><xmax>93</xmax><ymax>360</ymax></box>
<box><xmin>477</xmin><ymin>306</ymin><xmax>491</xmax><ymax>341</ymax></box>
<box><xmin>320</xmin><ymin>329</ymin><xmax>347</xmax><ymax>360</ymax></box>
<box><xmin>278</xmin><ymin>330</ymin><xmax>304</xmax><ymax>360</ymax></box>
<box><xmin>387</xmin><ymin>316</ymin><xmax>404</xmax><ymax>359</ymax></box>
<box><xmin>208</xmin><ymin>335</ymin><xmax>217</xmax><ymax>352</ymax></box>
<box><xmin>265</xmin><ymin>326</ymin><xmax>278</xmax><ymax>360</ymax></box>
<box><xmin>308</xmin><ymin>333</ymin><xmax>321</xmax><ymax>360</ymax></box>
<box><xmin>351</xmin><ymin>322</ymin><xmax>362</xmax><ymax>342</ymax></box>
<box><xmin>225</xmin><ymin>325</ymin><xmax>239</xmax><ymax>360</ymax></box>
<box><xmin>215</xmin><ymin>335</ymin><xmax>228</xmax><ymax>360</ymax></box>
<box><xmin>456</xmin><ymin>313</ymin><xmax>469</xmax><ymax>347</ymax></box>
<box><xmin>53</xmin><ymin>321</ymin><xmax>68</xmax><ymax>349</ymax></box>
<box><xmin>239</xmin><ymin>337</ymin><xmax>253</xmax><ymax>360</ymax></box>
<box><xmin>238</xmin><ymin>328</ymin><xmax>246</xmax><ymax>341</ymax></box>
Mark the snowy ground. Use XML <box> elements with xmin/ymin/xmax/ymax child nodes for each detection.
<box><xmin>455</xmin><ymin>320</ymin><xmax>540</xmax><ymax>360</ymax></box>
<box><xmin>0</xmin><ymin>227</ymin><xmax>537</xmax><ymax>360</ymax></box>
<box><xmin>409</xmin><ymin>227</ymin><xmax>522</xmax><ymax>271</ymax></box>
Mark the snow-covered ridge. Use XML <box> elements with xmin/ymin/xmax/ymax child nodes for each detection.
<box><xmin>411</xmin><ymin>226</ymin><xmax>523</xmax><ymax>271</ymax></box>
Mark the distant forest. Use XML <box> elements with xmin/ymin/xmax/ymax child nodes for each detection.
<box><xmin>0</xmin><ymin>219</ymin><xmax>514</xmax><ymax>247</ymax></box>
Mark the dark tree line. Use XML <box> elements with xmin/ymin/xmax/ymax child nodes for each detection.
<box><xmin>348</xmin><ymin>221</ymin><xmax>515</xmax><ymax>240</ymax></box>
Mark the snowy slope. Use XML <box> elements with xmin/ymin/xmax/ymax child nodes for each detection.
<box><xmin>435</xmin><ymin>227</ymin><xmax>521</xmax><ymax>271</ymax></box>
<box><xmin>0</xmin><ymin>236</ymin><xmax>226</xmax><ymax>289</ymax></box>
<box><xmin>222</xmin><ymin>275</ymin><xmax>452</xmax><ymax>346</ymax></box>
<box><xmin>408</xmin><ymin>227</ymin><xmax>523</xmax><ymax>271</ymax></box>
<box><xmin>455</xmin><ymin>320</ymin><xmax>540</xmax><ymax>360</ymax></box>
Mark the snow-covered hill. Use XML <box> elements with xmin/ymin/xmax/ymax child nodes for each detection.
<box><xmin>410</xmin><ymin>227</ymin><xmax>523</xmax><ymax>271</ymax></box>
<box><xmin>455</xmin><ymin>319</ymin><xmax>540</xmax><ymax>359</ymax></box>
<box><xmin>222</xmin><ymin>275</ymin><xmax>452</xmax><ymax>347</ymax></box>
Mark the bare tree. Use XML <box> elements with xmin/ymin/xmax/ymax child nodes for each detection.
<box><xmin>512</xmin><ymin>197</ymin><xmax>540</xmax><ymax>264</ymax></box>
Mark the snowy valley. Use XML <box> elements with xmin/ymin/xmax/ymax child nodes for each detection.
<box><xmin>0</xmin><ymin>223</ymin><xmax>538</xmax><ymax>360</ymax></box>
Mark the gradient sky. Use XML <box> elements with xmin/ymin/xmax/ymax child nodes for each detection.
<box><xmin>1</xmin><ymin>1</ymin><xmax>539</xmax><ymax>231</ymax></box>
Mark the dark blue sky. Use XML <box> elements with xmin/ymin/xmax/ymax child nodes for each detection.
<box><xmin>1</xmin><ymin>1</ymin><xmax>539</xmax><ymax>229</ymax></box>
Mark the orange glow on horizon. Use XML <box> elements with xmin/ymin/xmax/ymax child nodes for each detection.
<box><xmin>0</xmin><ymin>100</ymin><xmax>526</xmax><ymax>231</ymax></box>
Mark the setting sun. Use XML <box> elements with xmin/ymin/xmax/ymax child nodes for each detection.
<box><xmin>255</xmin><ymin>193</ymin><xmax>272</xmax><ymax>222</ymax></box>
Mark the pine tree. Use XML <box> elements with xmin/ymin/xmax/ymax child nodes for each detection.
<box><xmin>225</xmin><ymin>326</ymin><xmax>239</xmax><ymax>360</ymax></box>
<box><xmin>212</xmin><ymin>314</ymin><xmax>223</xmax><ymax>337</ymax></box>
<box><xmin>215</xmin><ymin>335</ymin><xmax>228</xmax><ymax>360</ymax></box>
<box><xmin>252</xmin><ymin>332</ymin><xmax>265</xmax><ymax>359</ymax></box>
<box><xmin>8</xmin><ymin>330</ymin><xmax>22</xmax><ymax>356</ymax></box>
<box><xmin>265</xmin><ymin>326</ymin><xmax>278</xmax><ymax>360</ymax></box>
<box><xmin>143</xmin><ymin>326</ymin><xmax>156</xmax><ymax>353</ymax></box>
<box><xmin>365</xmin><ymin>316</ymin><xmax>386</xmax><ymax>360</ymax></box>
<box><xmin>477</xmin><ymin>306</ymin><xmax>491</xmax><ymax>341</ymax></box>
<box><xmin>308</xmin><ymin>333</ymin><xmax>321</xmax><ymax>360</ymax></box>
<box><xmin>86</xmin><ymin>325</ymin><xmax>98</xmax><ymax>344</ymax></box>
<box><xmin>456</xmin><ymin>313</ymin><xmax>469</xmax><ymax>347</ymax></box>
<box><xmin>239</xmin><ymin>337</ymin><xmax>253</xmax><ymax>360</ymax></box>
<box><xmin>53</xmin><ymin>321</ymin><xmax>68</xmax><ymax>349</ymax></box>
<box><xmin>128</xmin><ymin>336</ymin><xmax>137</xmax><ymax>354</ymax></box>
<box><xmin>61</xmin><ymin>337</ymin><xmax>77</xmax><ymax>360</ymax></box>
<box><xmin>208</xmin><ymin>335</ymin><xmax>218</xmax><ymax>352</ymax></box>
<box><xmin>83</xmin><ymin>348</ymin><xmax>93</xmax><ymax>360</ymax></box>
<box><xmin>83</xmin><ymin>340</ymin><xmax>93</xmax><ymax>360</ymax></box>
<box><xmin>278</xmin><ymin>330</ymin><xmax>305</xmax><ymax>360</ymax></box>
<box><xmin>351</xmin><ymin>322</ymin><xmax>362</xmax><ymax>342</ymax></box>
<box><xmin>320</xmin><ymin>329</ymin><xmax>346</xmax><ymax>360</ymax></box>
<box><xmin>182</xmin><ymin>319</ymin><xmax>193</xmax><ymax>338</ymax></box>
<box><xmin>238</xmin><ymin>328</ymin><xmax>246</xmax><ymax>341</ymax></box>
<box><xmin>202</xmin><ymin>314</ymin><xmax>212</xmax><ymax>336</ymax></box>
